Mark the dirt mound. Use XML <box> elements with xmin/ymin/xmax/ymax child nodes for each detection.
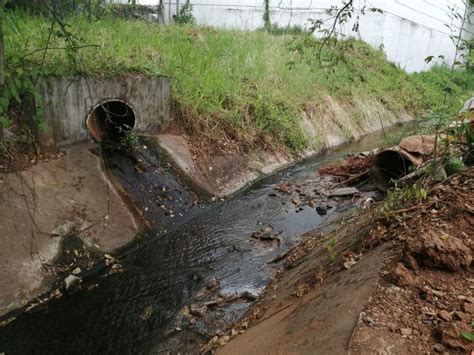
<box><xmin>351</xmin><ymin>167</ymin><xmax>474</xmax><ymax>354</ymax></box>
<box><xmin>319</xmin><ymin>155</ymin><xmax>373</xmax><ymax>176</ymax></box>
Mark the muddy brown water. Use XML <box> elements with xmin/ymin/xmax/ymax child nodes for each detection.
<box><xmin>0</xmin><ymin>123</ymin><xmax>419</xmax><ymax>354</ymax></box>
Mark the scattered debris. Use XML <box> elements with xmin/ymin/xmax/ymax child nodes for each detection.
<box><xmin>438</xmin><ymin>322</ymin><xmax>470</xmax><ymax>350</ymax></box>
<box><xmin>319</xmin><ymin>155</ymin><xmax>374</xmax><ymax>176</ymax></box>
<box><xmin>392</xmin><ymin>263</ymin><xmax>415</xmax><ymax>287</ymax></box>
<box><xmin>437</xmin><ymin>310</ymin><xmax>452</xmax><ymax>322</ymax></box>
<box><xmin>400</xmin><ymin>327</ymin><xmax>412</xmax><ymax>336</ymax></box>
<box><xmin>328</xmin><ymin>187</ymin><xmax>359</xmax><ymax>197</ymax></box>
<box><xmin>64</xmin><ymin>275</ymin><xmax>81</xmax><ymax>295</ymax></box>
<box><xmin>206</xmin><ymin>278</ymin><xmax>220</xmax><ymax>292</ymax></box>
<box><xmin>139</xmin><ymin>306</ymin><xmax>154</xmax><ymax>321</ymax></box>
<box><xmin>343</xmin><ymin>259</ymin><xmax>357</xmax><ymax>270</ymax></box>
<box><xmin>190</xmin><ymin>303</ymin><xmax>208</xmax><ymax>317</ymax></box>
<box><xmin>251</xmin><ymin>226</ymin><xmax>282</xmax><ymax>244</ymax></box>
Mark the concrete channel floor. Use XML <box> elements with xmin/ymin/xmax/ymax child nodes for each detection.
<box><xmin>0</xmin><ymin>144</ymin><xmax>141</xmax><ymax>316</ymax></box>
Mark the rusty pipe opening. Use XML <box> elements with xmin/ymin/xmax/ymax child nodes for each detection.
<box><xmin>371</xmin><ymin>149</ymin><xmax>414</xmax><ymax>190</ymax></box>
<box><xmin>86</xmin><ymin>100</ymin><xmax>136</xmax><ymax>142</ymax></box>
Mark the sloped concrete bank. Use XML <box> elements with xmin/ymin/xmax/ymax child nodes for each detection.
<box><xmin>0</xmin><ymin>144</ymin><xmax>144</xmax><ymax>317</ymax></box>
<box><xmin>157</xmin><ymin>95</ymin><xmax>412</xmax><ymax>197</ymax></box>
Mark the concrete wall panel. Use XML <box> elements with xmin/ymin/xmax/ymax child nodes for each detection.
<box><xmin>156</xmin><ymin>0</ymin><xmax>473</xmax><ymax>73</ymax></box>
<box><xmin>36</xmin><ymin>75</ymin><xmax>171</xmax><ymax>147</ymax></box>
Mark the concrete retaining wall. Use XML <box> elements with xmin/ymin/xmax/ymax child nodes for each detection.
<box><xmin>155</xmin><ymin>0</ymin><xmax>473</xmax><ymax>73</ymax></box>
<box><xmin>34</xmin><ymin>75</ymin><xmax>171</xmax><ymax>147</ymax></box>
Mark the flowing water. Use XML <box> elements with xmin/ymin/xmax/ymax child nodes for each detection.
<box><xmin>0</xmin><ymin>124</ymin><xmax>417</xmax><ymax>354</ymax></box>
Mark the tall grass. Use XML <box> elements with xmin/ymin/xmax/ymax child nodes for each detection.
<box><xmin>4</xmin><ymin>12</ymin><xmax>474</xmax><ymax>151</ymax></box>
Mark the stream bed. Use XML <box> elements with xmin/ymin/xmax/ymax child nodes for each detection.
<box><xmin>0</xmin><ymin>123</ymin><xmax>417</xmax><ymax>354</ymax></box>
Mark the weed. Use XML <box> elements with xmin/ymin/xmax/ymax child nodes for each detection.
<box><xmin>326</xmin><ymin>237</ymin><xmax>338</xmax><ymax>249</ymax></box>
<box><xmin>379</xmin><ymin>183</ymin><xmax>428</xmax><ymax>220</ymax></box>
<box><xmin>3</xmin><ymin>12</ymin><xmax>474</xmax><ymax>152</ymax></box>
<box><xmin>174</xmin><ymin>0</ymin><xmax>194</xmax><ymax>25</ymax></box>
<box><xmin>266</xmin><ymin>24</ymin><xmax>304</xmax><ymax>36</ymax></box>
<box><xmin>325</xmin><ymin>237</ymin><xmax>339</xmax><ymax>263</ymax></box>
<box><xmin>117</xmin><ymin>125</ymin><xmax>139</xmax><ymax>153</ymax></box>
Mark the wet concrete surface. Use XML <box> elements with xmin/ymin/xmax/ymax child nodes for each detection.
<box><xmin>0</xmin><ymin>124</ymin><xmax>418</xmax><ymax>354</ymax></box>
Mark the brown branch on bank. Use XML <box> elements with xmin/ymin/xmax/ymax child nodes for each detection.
<box><xmin>332</xmin><ymin>169</ymin><xmax>370</xmax><ymax>188</ymax></box>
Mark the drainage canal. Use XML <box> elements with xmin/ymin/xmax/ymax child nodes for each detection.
<box><xmin>86</xmin><ymin>100</ymin><xmax>136</xmax><ymax>141</ymax></box>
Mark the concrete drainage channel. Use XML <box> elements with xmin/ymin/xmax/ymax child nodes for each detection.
<box><xmin>0</xmin><ymin>124</ymin><xmax>419</xmax><ymax>354</ymax></box>
<box><xmin>1</xmin><ymin>74</ymin><xmax>427</xmax><ymax>353</ymax></box>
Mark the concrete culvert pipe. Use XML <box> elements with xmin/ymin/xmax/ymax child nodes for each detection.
<box><xmin>371</xmin><ymin>148</ymin><xmax>416</xmax><ymax>191</ymax></box>
<box><xmin>86</xmin><ymin>100</ymin><xmax>136</xmax><ymax>142</ymax></box>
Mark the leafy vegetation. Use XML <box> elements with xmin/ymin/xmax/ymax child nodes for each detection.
<box><xmin>2</xmin><ymin>11</ymin><xmax>474</xmax><ymax>152</ymax></box>
<box><xmin>173</xmin><ymin>0</ymin><xmax>195</xmax><ymax>25</ymax></box>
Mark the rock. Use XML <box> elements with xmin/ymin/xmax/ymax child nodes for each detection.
<box><xmin>139</xmin><ymin>306</ymin><xmax>153</xmax><ymax>321</ymax></box>
<box><xmin>438</xmin><ymin>310</ymin><xmax>452</xmax><ymax>322</ymax></box>
<box><xmin>64</xmin><ymin>274</ymin><xmax>81</xmax><ymax>294</ymax></box>
<box><xmin>190</xmin><ymin>303</ymin><xmax>207</xmax><ymax>317</ymax></box>
<box><xmin>400</xmin><ymin>328</ymin><xmax>412</xmax><ymax>336</ymax></box>
<box><xmin>71</xmin><ymin>267</ymin><xmax>81</xmax><ymax>275</ymax></box>
<box><xmin>315</xmin><ymin>205</ymin><xmax>327</xmax><ymax>216</ymax></box>
<box><xmin>453</xmin><ymin>311</ymin><xmax>469</xmax><ymax>322</ymax></box>
<box><xmin>439</xmin><ymin>322</ymin><xmax>469</xmax><ymax>350</ymax></box>
<box><xmin>364</xmin><ymin>317</ymin><xmax>376</xmax><ymax>327</ymax></box>
<box><xmin>392</xmin><ymin>262</ymin><xmax>415</xmax><ymax>287</ymax></box>
<box><xmin>251</xmin><ymin>226</ymin><xmax>282</xmax><ymax>244</ymax></box>
<box><xmin>405</xmin><ymin>230</ymin><xmax>472</xmax><ymax>271</ymax></box>
<box><xmin>404</xmin><ymin>254</ymin><xmax>420</xmax><ymax>271</ymax></box>
<box><xmin>433</xmin><ymin>343</ymin><xmax>445</xmax><ymax>353</ymax></box>
<box><xmin>328</xmin><ymin>187</ymin><xmax>359</xmax><ymax>197</ymax></box>
<box><xmin>241</xmin><ymin>321</ymin><xmax>248</xmax><ymax>330</ymax></box>
<box><xmin>432</xmin><ymin>165</ymin><xmax>447</xmax><ymax>181</ymax></box>
<box><xmin>462</xmin><ymin>302</ymin><xmax>474</xmax><ymax>315</ymax></box>
<box><xmin>344</xmin><ymin>259</ymin><xmax>357</xmax><ymax>270</ymax></box>
<box><xmin>218</xmin><ymin>335</ymin><xmax>230</xmax><ymax>346</ymax></box>
<box><xmin>207</xmin><ymin>277</ymin><xmax>220</xmax><ymax>292</ymax></box>
<box><xmin>362</xmin><ymin>197</ymin><xmax>374</xmax><ymax>209</ymax></box>
<box><xmin>428</xmin><ymin>288</ymin><xmax>445</xmax><ymax>298</ymax></box>
<box><xmin>242</xmin><ymin>291</ymin><xmax>258</xmax><ymax>301</ymax></box>
<box><xmin>230</xmin><ymin>329</ymin><xmax>238</xmax><ymax>337</ymax></box>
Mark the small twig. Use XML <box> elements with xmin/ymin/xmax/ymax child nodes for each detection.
<box><xmin>381</xmin><ymin>201</ymin><xmax>435</xmax><ymax>219</ymax></box>
<box><xmin>377</xmin><ymin>111</ymin><xmax>391</xmax><ymax>145</ymax></box>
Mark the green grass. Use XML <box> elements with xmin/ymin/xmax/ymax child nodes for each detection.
<box><xmin>4</xmin><ymin>12</ymin><xmax>474</xmax><ymax>151</ymax></box>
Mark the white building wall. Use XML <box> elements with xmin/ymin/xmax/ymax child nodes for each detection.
<box><xmin>155</xmin><ymin>0</ymin><xmax>473</xmax><ymax>73</ymax></box>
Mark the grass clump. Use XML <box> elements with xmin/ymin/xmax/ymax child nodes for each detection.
<box><xmin>4</xmin><ymin>12</ymin><xmax>474</xmax><ymax>152</ymax></box>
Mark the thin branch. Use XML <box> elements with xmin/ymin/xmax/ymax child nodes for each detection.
<box><xmin>33</xmin><ymin>20</ymin><xmax>55</xmax><ymax>86</ymax></box>
<box><xmin>318</xmin><ymin>0</ymin><xmax>353</xmax><ymax>66</ymax></box>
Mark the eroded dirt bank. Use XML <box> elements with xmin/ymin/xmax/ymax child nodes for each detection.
<box><xmin>215</xmin><ymin>168</ymin><xmax>473</xmax><ymax>355</ymax></box>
